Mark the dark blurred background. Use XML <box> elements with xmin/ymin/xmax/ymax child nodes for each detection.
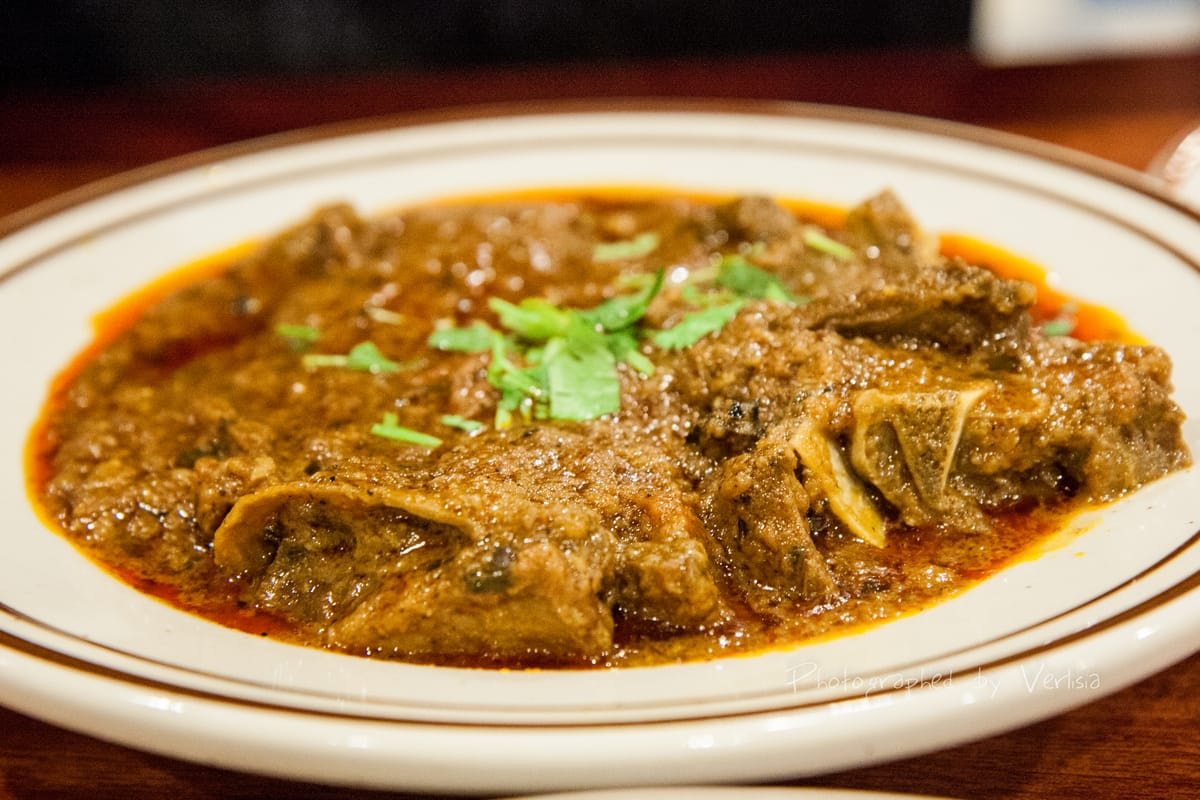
<box><xmin>2</xmin><ymin>1</ymin><xmax>974</xmax><ymax>89</ymax></box>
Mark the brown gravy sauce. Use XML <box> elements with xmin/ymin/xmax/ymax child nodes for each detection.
<box><xmin>24</xmin><ymin>189</ymin><xmax>1140</xmax><ymax>667</ymax></box>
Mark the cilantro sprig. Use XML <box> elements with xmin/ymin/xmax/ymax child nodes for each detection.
<box><xmin>430</xmin><ymin>270</ymin><xmax>664</xmax><ymax>426</ymax></box>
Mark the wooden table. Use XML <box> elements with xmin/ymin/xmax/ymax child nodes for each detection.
<box><xmin>2</xmin><ymin>49</ymin><xmax>1197</xmax><ymax>799</ymax></box>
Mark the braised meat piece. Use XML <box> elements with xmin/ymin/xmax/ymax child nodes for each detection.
<box><xmin>217</xmin><ymin>483</ymin><xmax>615</xmax><ymax>663</ymax></box>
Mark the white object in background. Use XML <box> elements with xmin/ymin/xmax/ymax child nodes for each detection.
<box><xmin>1151</xmin><ymin>123</ymin><xmax>1200</xmax><ymax>210</ymax></box>
<box><xmin>973</xmin><ymin>0</ymin><xmax>1200</xmax><ymax>64</ymax></box>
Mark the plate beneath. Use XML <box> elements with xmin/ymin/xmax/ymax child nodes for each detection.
<box><xmin>1</xmin><ymin>103</ymin><xmax>1197</xmax><ymax>794</ymax></box>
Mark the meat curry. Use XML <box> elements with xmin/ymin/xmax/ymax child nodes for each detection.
<box><xmin>29</xmin><ymin>190</ymin><xmax>1191</xmax><ymax>667</ymax></box>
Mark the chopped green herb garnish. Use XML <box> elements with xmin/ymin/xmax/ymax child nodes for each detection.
<box><xmin>370</xmin><ymin>413</ymin><xmax>442</xmax><ymax>448</ymax></box>
<box><xmin>345</xmin><ymin>341</ymin><xmax>403</xmax><ymax>373</ymax></box>
<box><xmin>546</xmin><ymin>333</ymin><xmax>621</xmax><ymax>420</ymax></box>
<box><xmin>577</xmin><ymin>268</ymin><xmax>664</xmax><ymax>332</ymax></box>
<box><xmin>302</xmin><ymin>340</ymin><xmax>403</xmax><ymax>373</ymax></box>
<box><xmin>428</xmin><ymin>321</ymin><xmax>504</xmax><ymax>352</ymax></box>
<box><xmin>652</xmin><ymin>299</ymin><xmax>746</xmax><ymax>350</ymax></box>
<box><xmin>614</xmin><ymin>271</ymin><xmax>660</xmax><ymax>291</ymax></box>
<box><xmin>488</xmin><ymin>337</ymin><xmax>546</xmax><ymax>427</ymax></box>
<box><xmin>275</xmin><ymin>323</ymin><xmax>321</xmax><ymax>350</ymax></box>
<box><xmin>685</xmin><ymin>263</ymin><xmax>720</xmax><ymax>284</ymax></box>
<box><xmin>1042</xmin><ymin>302</ymin><xmax>1078</xmax><ymax>337</ymax></box>
<box><xmin>605</xmin><ymin>329</ymin><xmax>655</xmax><ymax>375</ymax></box>
<box><xmin>717</xmin><ymin>255</ymin><xmax>805</xmax><ymax>305</ymax></box>
<box><xmin>680</xmin><ymin>283</ymin><xmax>734</xmax><ymax>308</ymax></box>
<box><xmin>276</xmin><ymin>323</ymin><xmax>321</xmax><ymax>341</ymax></box>
<box><xmin>364</xmin><ymin>306</ymin><xmax>406</xmax><ymax>325</ymax></box>
<box><xmin>802</xmin><ymin>228</ymin><xmax>856</xmax><ymax>261</ymax></box>
<box><xmin>593</xmin><ymin>231</ymin><xmax>661</xmax><ymax>262</ymax></box>
<box><xmin>1042</xmin><ymin>318</ymin><xmax>1075</xmax><ymax>337</ymax></box>
<box><xmin>440</xmin><ymin>414</ymin><xmax>485</xmax><ymax>433</ymax></box>
<box><xmin>431</xmin><ymin>270</ymin><xmax>666</xmax><ymax>425</ymax></box>
<box><xmin>424</xmin><ymin>246</ymin><xmax>826</xmax><ymax>423</ymax></box>
<box><xmin>489</xmin><ymin>297</ymin><xmax>572</xmax><ymax>340</ymax></box>
<box><xmin>300</xmin><ymin>352</ymin><xmax>349</xmax><ymax>369</ymax></box>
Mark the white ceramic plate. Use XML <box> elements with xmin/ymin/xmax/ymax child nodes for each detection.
<box><xmin>0</xmin><ymin>104</ymin><xmax>1197</xmax><ymax>795</ymax></box>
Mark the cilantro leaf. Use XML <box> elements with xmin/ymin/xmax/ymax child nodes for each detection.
<box><xmin>300</xmin><ymin>353</ymin><xmax>348</xmax><ymax>369</ymax></box>
<box><xmin>302</xmin><ymin>340</ymin><xmax>404</xmax><ymax>373</ymax></box>
<box><xmin>345</xmin><ymin>341</ymin><xmax>403</xmax><ymax>373</ymax></box>
<box><xmin>652</xmin><ymin>299</ymin><xmax>746</xmax><ymax>350</ymax></box>
<box><xmin>605</xmin><ymin>329</ymin><xmax>654</xmax><ymax>375</ymax></box>
<box><xmin>593</xmin><ymin>231</ymin><xmax>661</xmax><ymax>262</ymax></box>
<box><xmin>578</xmin><ymin>269</ymin><xmax>665</xmax><ymax>332</ymax></box>
<box><xmin>487</xmin><ymin>337</ymin><xmax>546</xmax><ymax>427</ymax></box>
<box><xmin>427</xmin><ymin>321</ymin><xmax>503</xmax><ymax>352</ymax></box>
<box><xmin>1042</xmin><ymin>302</ymin><xmax>1078</xmax><ymax>337</ymax></box>
<box><xmin>370</xmin><ymin>413</ymin><xmax>442</xmax><ymax>448</ymax></box>
<box><xmin>275</xmin><ymin>323</ymin><xmax>321</xmax><ymax>345</ymax></box>
<box><xmin>488</xmin><ymin>297</ymin><xmax>572</xmax><ymax>340</ymax></box>
<box><xmin>546</xmin><ymin>336</ymin><xmax>621</xmax><ymax>420</ymax></box>
<box><xmin>440</xmin><ymin>415</ymin><xmax>485</xmax><ymax>433</ymax></box>
<box><xmin>717</xmin><ymin>255</ymin><xmax>804</xmax><ymax>304</ymax></box>
<box><xmin>802</xmin><ymin>228</ymin><xmax>856</xmax><ymax>261</ymax></box>
<box><xmin>276</xmin><ymin>323</ymin><xmax>321</xmax><ymax>353</ymax></box>
<box><xmin>1042</xmin><ymin>318</ymin><xmax>1075</xmax><ymax>337</ymax></box>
